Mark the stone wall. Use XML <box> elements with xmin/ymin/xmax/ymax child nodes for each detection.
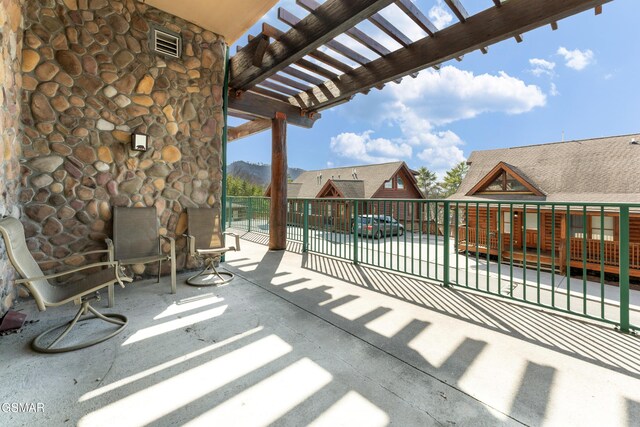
<box><xmin>0</xmin><ymin>0</ymin><xmax>25</xmax><ymax>315</ymax></box>
<box><xmin>20</xmin><ymin>0</ymin><xmax>226</xmax><ymax>278</ymax></box>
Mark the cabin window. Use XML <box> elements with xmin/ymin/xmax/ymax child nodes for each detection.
<box><xmin>384</xmin><ymin>180</ymin><xmax>392</xmax><ymax>189</ymax></box>
<box><xmin>397</xmin><ymin>177</ymin><xmax>404</xmax><ymax>189</ymax></box>
<box><xmin>525</xmin><ymin>212</ymin><xmax>538</xmax><ymax>230</ymax></box>
<box><xmin>479</xmin><ymin>171</ymin><xmax>531</xmax><ymax>194</ymax></box>
<box><xmin>503</xmin><ymin>211</ymin><xmax>511</xmax><ymax>233</ymax></box>
<box><xmin>570</xmin><ymin>215</ymin><xmax>585</xmax><ymax>238</ymax></box>
<box><xmin>591</xmin><ymin>216</ymin><xmax>614</xmax><ymax>241</ymax></box>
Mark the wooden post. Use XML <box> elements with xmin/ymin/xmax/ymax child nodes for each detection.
<box><xmin>269</xmin><ymin>112</ymin><xmax>287</xmax><ymax>250</ymax></box>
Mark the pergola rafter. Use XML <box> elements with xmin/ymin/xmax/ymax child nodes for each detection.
<box><xmin>229</xmin><ymin>0</ymin><xmax>396</xmax><ymax>90</ymax></box>
<box><xmin>289</xmin><ymin>0</ymin><xmax>610</xmax><ymax>111</ymax></box>
<box><xmin>229</xmin><ymin>0</ymin><xmax>610</xmax><ymax>123</ymax></box>
<box><xmin>225</xmin><ymin>0</ymin><xmax>612</xmax><ymax>249</ymax></box>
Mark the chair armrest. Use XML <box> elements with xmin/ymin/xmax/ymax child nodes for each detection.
<box><xmin>184</xmin><ymin>234</ymin><xmax>196</xmax><ymax>256</ymax></box>
<box><xmin>105</xmin><ymin>238</ymin><xmax>114</xmax><ymax>262</ymax></box>
<box><xmin>223</xmin><ymin>231</ymin><xmax>241</xmax><ymax>251</ymax></box>
<box><xmin>159</xmin><ymin>235</ymin><xmax>175</xmax><ymax>245</ymax></box>
<box><xmin>15</xmin><ymin>261</ymin><xmax>119</xmax><ymax>284</ymax></box>
<box><xmin>160</xmin><ymin>235</ymin><xmax>175</xmax><ymax>252</ymax></box>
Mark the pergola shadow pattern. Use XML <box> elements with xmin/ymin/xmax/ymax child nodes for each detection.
<box><xmin>301</xmin><ymin>252</ymin><xmax>640</xmax><ymax>379</ymax></box>
<box><xmin>1</xmin><ymin>239</ymin><xmax>638</xmax><ymax>425</ymax></box>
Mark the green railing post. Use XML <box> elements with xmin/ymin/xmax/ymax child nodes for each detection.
<box><xmin>303</xmin><ymin>199</ymin><xmax>309</xmax><ymax>253</ymax></box>
<box><xmin>619</xmin><ymin>206</ymin><xmax>630</xmax><ymax>333</ymax></box>
<box><xmin>353</xmin><ymin>200</ymin><xmax>359</xmax><ymax>265</ymax></box>
<box><xmin>247</xmin><ymin>197</ymin><xmax>253</xmax><ymax>232</ymax></box>
<box><xmin>443</xmin><ymin>201</ymin><xmax>450</xmax><ymax>287</ymax></box>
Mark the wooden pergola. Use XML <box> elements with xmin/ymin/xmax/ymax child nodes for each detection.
<box><xmin>226</xmin><ymin>0</ymin><xmax>610</xmax><ymax>250</ymax></box>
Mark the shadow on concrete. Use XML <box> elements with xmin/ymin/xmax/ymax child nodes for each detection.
<box><xmin>626</xmin><ymin>398</ymin><xmax>640</xmax><ymax>427</ymax></box>
<box><xmin>54</xmin><ymin>244</ymin><xmax>547</xmax><ymax>426</ymax></box>
<box><xmin>300</xmin><ymin>252</ymin><xmax>640</xmax><ymax>379</ymax></box>
<box><xmin>9</xmin><ymin>237</ymin><xmax>630</xmax><ymax>425</ymax></box>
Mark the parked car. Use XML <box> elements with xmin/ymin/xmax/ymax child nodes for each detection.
<box><xmin>352</xmin><ymin>215</ymin><xmax>404</xmax><ymax>239</ymax></box>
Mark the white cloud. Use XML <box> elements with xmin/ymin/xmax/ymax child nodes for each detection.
<box><xmin>330</xmin><ymin>131</ymin><xmax>412</xmax><ymax>164</ymax></box>
<box><xmin>557</xmin><ymin>47</ymin><xmax>594</xmax><ymax>71</ymax></box>
<box><xmin>387</xmin><ymin>66</ymin><xmax>547</xmax><ymax>126</ymax></box>
<box><xmin>529</xmin><ymin>58</ymin><xmax>556</xmax><ymax>77</ymax></box>
<box><xmin>332</xmin><ymin>66</ymin><xmax>545</xmax><ymax>176</ymax></box>
<box><xmin>428</xmin><ymin>2</ymin><xmax>454</xmax><ymax>30</ymax></box>
<box><xmin>549</xmin><ymin>82</ymin><xmax>559</xmax><ymax>96</ymax></box>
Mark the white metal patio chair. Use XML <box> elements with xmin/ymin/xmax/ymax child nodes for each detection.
<box><xmin>0</xmin><ymin>216</ymin><xmax>132</xmax><ymax>353</ymax></box>
<box><xmin>185</xmin><ymin>208</ymin><xmax>240</xmax><ymax>286</ymax></box>
<box><xmin>107</xmin><ymin>207</ymin><xmax>176</xmax><ymax>301</ymax></box>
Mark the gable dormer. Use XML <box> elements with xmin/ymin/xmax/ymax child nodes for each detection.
<box><xmin>466</xmin><ymin>162</ymin><xmax>544</xmax><ymax>196</ymax></box>
<box><xmin>316</xmin><ymin>180</ymin><xmax>343</xmax><ymax>198</ymax></box>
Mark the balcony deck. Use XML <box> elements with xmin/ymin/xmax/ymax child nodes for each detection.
<box><xmin>1</xmin><ymin>237</ymin><xmax>639</xmax><ymax>426</ymax></box>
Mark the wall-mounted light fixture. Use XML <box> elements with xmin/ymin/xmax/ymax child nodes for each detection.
<box><xmin>131</xmin><ymin>133</ymin><xmax>148</xmax><ymax>151</ymax></box>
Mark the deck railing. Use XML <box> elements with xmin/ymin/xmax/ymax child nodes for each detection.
<box><xmin>226</xmin><ymin>196</ymin><xmax>639</xmax><ymax>334</ymax></box>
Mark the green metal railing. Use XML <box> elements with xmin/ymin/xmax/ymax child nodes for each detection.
<box><xmin>227</xmin><ymin>196</ymin><xmax>639</xmax><ymax>333</ymax></box>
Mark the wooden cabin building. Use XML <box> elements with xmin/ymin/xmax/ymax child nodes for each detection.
<box><xmin>449</xmin><ymin>133</ymin><xmax>640</xmax><ymax>278</ymax></box>
<box><xmin>265</xmin><ymin>161</ymin><xmax>424</xmax><ymax>232</ymax></box>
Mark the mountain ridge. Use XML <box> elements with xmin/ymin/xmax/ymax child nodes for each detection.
<box><xmin>228</xmin><ymin>161</ymin><xmax>305</xmax><ymax>187</ymax></box>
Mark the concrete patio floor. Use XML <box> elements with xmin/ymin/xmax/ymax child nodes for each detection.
<box><xmin>1</xmin><ymin>236</ymin><xmax>640</xmax><ymax>426</ymax></box>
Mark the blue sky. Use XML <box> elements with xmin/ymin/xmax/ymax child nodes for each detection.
<box><xmin>228</xmin><ymin>0</ymin><xmax>640</xmax><ymax>177</ymax></box>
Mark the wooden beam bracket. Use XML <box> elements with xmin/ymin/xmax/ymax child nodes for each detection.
<box><xmin>228</xmin><ymin>90</ymin><xmax>320</xmax><ymax>128</ymax></box>
<box><xmin>252</xmin><ymin>35</ymin><xmax>271</xmax><ymax>68</ymax></box>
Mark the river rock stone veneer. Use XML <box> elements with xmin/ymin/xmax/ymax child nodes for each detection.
<box><xmin>0</xmin><ymin>0</ymin><xmax>25</xmax><ymax>314</ymax></box>
<box><xmin>20</xmin><ymin>0</ymin><xmax>226</xmax><ymax>276</ymax></box>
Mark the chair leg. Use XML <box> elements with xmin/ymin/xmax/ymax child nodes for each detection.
<box><xmin>47</xmin><ymin>303</ymin><xmax>86</xmax><ymax>348</ymax></box>
<box><xmin>157</xmin><ymin>260</ymin><xmax>162</xmax><ymax>283</ymax></box>
<box><xmin>32</xmin><ymin>300</ymin><xmax>128</xmax><ymax>354</ymax></box>
<box><xmin>186</xmin><ymin>258</ymin><xmax>234</xmax><ymax>286</ymax></box>
<box><xmin>170</xmin><ymin>245</ymin><xmax>176</xmax><ymax>295</ymax></box>
<box><xmin>108</xmin><ymin>284</ymin><xmax>114</xmax><ymax>308</ymax></box>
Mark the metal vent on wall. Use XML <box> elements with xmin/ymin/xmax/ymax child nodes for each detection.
<box><xmin>150</xmin><ymin>26</ymin><xmax>182</xmax><ymax>58</ymax></box>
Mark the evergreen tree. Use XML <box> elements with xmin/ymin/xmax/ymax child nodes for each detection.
<box><xmin>416</xmin><ymin>166</ymin><xmax>438</xmax><ymax>198</ymax></box>
<box><xmin>441</xmin><ymin>161</ymin><xmax>468</xmax><ymax>197</ymax></box>
<box><xmin>226</xmin><ymin>175</ymin><xmax>264</xmax><ymax>196</ymax></box>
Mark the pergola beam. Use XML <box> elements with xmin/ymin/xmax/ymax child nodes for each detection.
<box><xmin>444</xmin><ymin>0</ymin><xmax>469</xmax><ymax>23</ymax></box>
<box><xmin>298</xmin><ymin>0</ymin><xmax>391</xmax><ymax>56</ymax></box>
<box><xmin>228</xmin><ymin>118</ymin><xmax>272</xmax><ymax>142</ymax></box>
<box><xmin>262</xmin><ymin>23</ymin><xmax>353</xmax><ymax>74</ymax></box>
<box><xmin>228</xmin><ymin>91</ymin><xmax>320</xmax><ymax>128</ymax></box>
<box><xmin>297</xmin><ymin>0</ymin><xmax>610</xmax><ymax>111</ymax></box>
<box><xmin>230</xmin><ymin>0</ymin><xmax>396</xmax><ymax>90</ymax></box>
<box><xmin>278</xmin><ymin>8</ymin><xmax>371</xmax><ymax>66</ymax></box>
<box><xmin>395</xmin><ymin>0</ymin><xmax>438</xmax><ymax>36</ymax></box>
<box><xmin>368</xmin><ymin>12</ymin><xmax>413</xmax><ymax>47</ymax></box>
<box><xmin>268</xmin><ymin>74</ymin><xmax>312</xmax><ymax>92</ymax></box>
